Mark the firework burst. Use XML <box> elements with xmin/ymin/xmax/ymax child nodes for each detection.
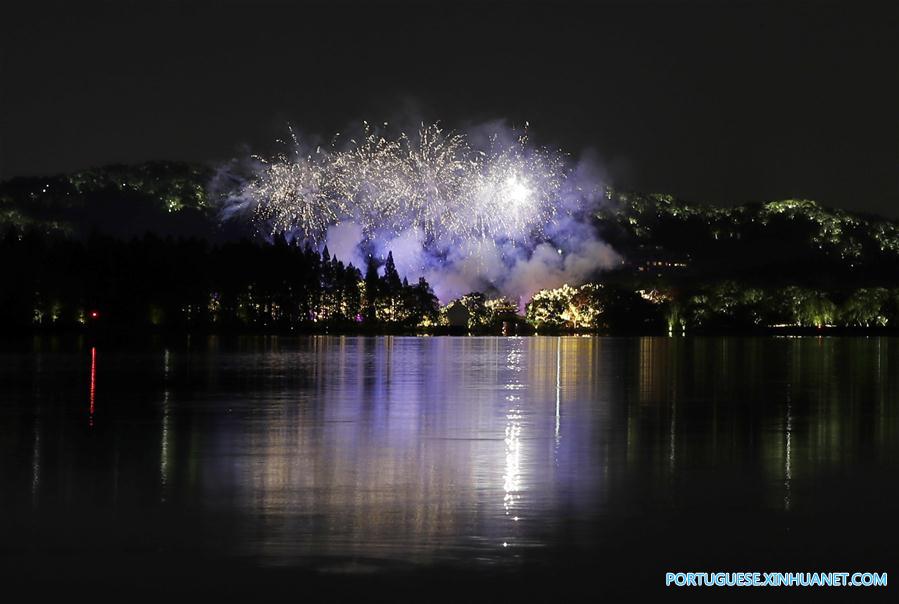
<box><xmin>223</xmin><ymin>121</ymin><xmax>581</xmax><ymax>253</ymax></box>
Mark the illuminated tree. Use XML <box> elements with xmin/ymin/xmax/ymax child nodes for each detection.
<box><xmin>568</xmin><ymin>284</ymin><xmax>603</xmax><ymax>329</ymax></box>
<box><xmin>378</xmin><ymin>251</ymin><xmax>404</xmax><ymax>322</ymax></box>
<box><xmin>407</xmin><ymin>277</ymin><xmax>440</xmax><ymax>327</ymax></box>
<box><xmin>459</xmin><ymin>292</ymin><xmax>490</xmax><ymax>331</ymax></box>
<box><xmin>775</xmin><ymin>286</ymin><xmax>836</xmax><ymax>328</ymax></box>
<box><xmin>526</xmin><ymin>285</ymin><xmax>576</xmax><ymax>330</ymax></box>
<box><xmin>485</xmin><ymin>297</ymin><xmax>518</xmax><ymax>326</ymax></box>
<box><xmin>840</xmin><ymin>288</ymin><xmax>889</xmax><ymax>327</ymax></box>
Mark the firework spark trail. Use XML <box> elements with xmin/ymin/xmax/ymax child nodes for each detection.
<box><xmin>218</xmin><ymin>121</ymin><xmax>619</xmax><ymax>303</ymax></box>
<box><xmin>227</xmin><ymin>122</ymin><xmax>571</xmax><ymax>245</ymax></box>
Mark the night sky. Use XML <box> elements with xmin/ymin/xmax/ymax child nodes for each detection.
<box><xmin>2</xmin><ymin>0</ymin><xmax>897</xmax><ymax>214</ymax></box>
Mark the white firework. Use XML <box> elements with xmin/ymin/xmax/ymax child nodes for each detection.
<box><xmin>226</xmin><ymin>121</ymin><xmax>575</xmax><ymax>253</ymax></box>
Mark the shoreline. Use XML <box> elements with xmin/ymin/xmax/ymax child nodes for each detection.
<box><xmin>7</xmin><ymin>325</ymin><xmax>899</xmax><ymax>342</ymax></box>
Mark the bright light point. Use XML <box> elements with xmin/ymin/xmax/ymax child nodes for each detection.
<box><xmin>89</xmin><ymin>310</ymin><xmax>100</xmax><ymax>319</ymax></box>
<box><xmin>502</xmin><ymin>542</ymin><xmax>508</xmax><ymax>547</ymax></box>
<box><xmin>504</xmin><ymin>175</ymin><xmax>531</xmax><ymax>206</ymax></box>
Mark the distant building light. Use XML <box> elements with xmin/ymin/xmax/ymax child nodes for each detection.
<box><xmin>89</xmin><ymin>310</ymin><xmax>100</xmax><ymax>319</ymax></box>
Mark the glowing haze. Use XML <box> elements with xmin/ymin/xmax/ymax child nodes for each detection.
<box><xmin>216</xmin><ymin>121</ymin><xmax>620</xmax><ymax>304</ymax></box>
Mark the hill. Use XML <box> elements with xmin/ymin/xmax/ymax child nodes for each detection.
<box><xmin>0</xmin><ymin>162</ymin><xmax>221</xmax><ymax>239</ymax></box>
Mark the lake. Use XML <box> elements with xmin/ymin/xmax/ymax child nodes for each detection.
<box><xmin>1</xmin><ymin>336</ymin><xmax>896</xmax><ymax>602</ymax></box>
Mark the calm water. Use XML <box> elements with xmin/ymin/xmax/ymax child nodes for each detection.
<box><xmin>1</xmin><ymin>336</ymin><xmax>897</xmax><ymax>602</ymax></box>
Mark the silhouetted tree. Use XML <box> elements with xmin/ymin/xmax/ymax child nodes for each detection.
<box><xmin>363</xmin><ymin>256</ymin><xmax>380</xmax><ymax>324</ymax></box>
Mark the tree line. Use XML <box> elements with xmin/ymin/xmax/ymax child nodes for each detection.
<box><xmin>8</xmin><ymin>225</ymin><xmax>899</xmax><ymax>335</ymax></box>
<box><xmin>0</xmin><ymin>229</ymin><xmax>438</xmax><ymax>332</ymax></box>
<box><xmin>525</xmin><ymin>282</ymin><xmax>899</xmax><ymax>333</ymax></box>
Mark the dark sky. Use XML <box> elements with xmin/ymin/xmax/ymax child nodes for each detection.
<box><xmin>2</xmin><ymin>0</ymin><xmax>897</xmax><ymax>214</ymax></box>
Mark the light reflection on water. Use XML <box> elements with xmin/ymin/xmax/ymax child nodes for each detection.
<box><xmin>1</xmin><ymin>335</ymin><xmax>899</xmax><ymax>579</ymax></box>
<box><xmin>212</xmin><ymin>337</ymin><xmax>587</xmax><ymax>564</ymax></box>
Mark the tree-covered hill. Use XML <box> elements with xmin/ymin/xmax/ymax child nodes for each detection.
<box><xmin>597</xmin><ymin>191</ymin><xmax>899</xmax><ymax>290</ymax></box>
<box><xmin>0</xmin><ymin>162</ymin><xmax>221</xmax><ymax>239</ymax></box>
<box><xmin>526</xmin><ymin>191</ymin><xmax>899</xmax><ymax>332</ymax></box>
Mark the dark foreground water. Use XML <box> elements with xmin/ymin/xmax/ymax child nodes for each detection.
<box><xmin>1</xmin><ymin>336</ymin><xmax>897</xmax><ymax>603</ymax></box>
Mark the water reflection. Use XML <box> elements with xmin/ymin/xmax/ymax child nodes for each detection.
<box><xmin>503</xmin><ymin>338</ymin><xmax>523</xmax><ymax>538</ymax></box>
<box><xmin>1</xmin><ymin>336</ymin><xmax>898</xmax><ymax>577</ymax></box>
<box><xmin>160</xmin><ymin>348</ymin><xmax>172</xmax><ymax>502</ymax></box>
<box><xmin>88</xmin><ymin>346</ymin><xmax>96</xmax><ymax>427</ymax></box>
<box><xmin>31</xmin><ymin>417</ymin><xmax>40</xmax><ymax>506</ymax></box>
